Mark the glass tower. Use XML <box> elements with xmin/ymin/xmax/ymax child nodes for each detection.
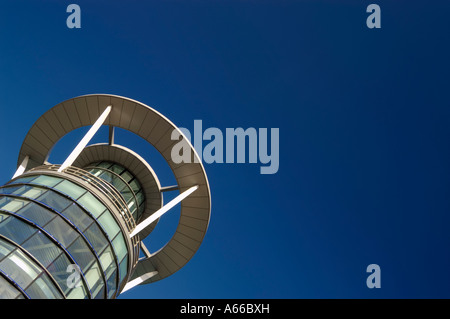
<box><xmin>0</xmin><ymin>94</ymin><xmax>211</xmax><ymax>299</ymax></box>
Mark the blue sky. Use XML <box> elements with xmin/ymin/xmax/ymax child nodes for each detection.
<box><xmin>1</xmin><ymin>0</ymin><xmax>450</xmax><ymax>298</ymax></box>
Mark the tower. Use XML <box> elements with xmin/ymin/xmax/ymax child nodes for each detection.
<box><xmin>0</xmin><ymin>94</ymin><xmax>211</xmax><ymax>299</ymax></box>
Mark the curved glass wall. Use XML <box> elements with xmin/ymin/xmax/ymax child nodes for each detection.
<box><xmin>0</xmin><ymin>236</ymin><xmax>63</xmax><ymax>299</ymax></box>
<box><xmin>2</xmin><ymin>173</ymin><xmax>130</xmax><ymax>298</ymax></box>
<box><xmin>85</xmin><ymin>162</ymin><xmax>145</xmax><ymax>222</ymax></box>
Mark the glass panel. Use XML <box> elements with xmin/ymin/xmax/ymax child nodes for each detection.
<box><xmin>95</xmin><ymin>162</ymin><xmax>113</xmax><ymax>169</ymax></box>
<box><xmin>85</xmin><ymin>263</ymin><xmax>104</xmax><ymax>298</ymax></box>
<box><xmin>98</xmin><ymin>212</ymin><xmax>120</xmax><ymax>239</ymax></box>
<box><xmin>94</xmin><ymin>286</ymin><xmax>105</xmax><ymax>299</ymax></box>
<box><xmin>0</xmin><ymin>275</ymin><xmax>22</xmax><ymax>299</ymax></box>
<box><xmin>77</xmin><ymin>193</ymin><xmax>106</xmax><ymax>218</ymax></box>
<box><xmin>62</xmin><ymin>203</ymin><xmax>93</xmax><ymax>232</ymax></box>
<box><xmin>0</xmin><ymin>186</ymin><xmax>23</xmax><ymax>195</ymax></box>
<box><xmin>66</xmin><ymin>286</ymin><xmax>88</xmax><ymax>299</ymax></box>
<box><xmin>44</xmin><ymin>216</ymin><xmax>78</xmax><ymax>248</ymax></box>
<box><xmin>99</xmin><ymin>246</ymin><xmax>115</xmax><ymax>278</ymax></box>
<box><xmin>53</xmin><ymin>180</ymin><xmax>86</xmax><ymax>200</ymax></box>
<box><xmin>16</xmin><ymin>202</ymin><xmax>55</xmax><ymax>226</ymax></box>
<box><xmin>120</xmin><ymin>171</ymin><xmax>133</xmax><ymax>183</ymax></box>
<box><xmin>29</xmin><ymin>175</ymin><xmax>62</xmax><ymax>188</ymax></box>
<box><xmin>66</xmin><ymin>237</ymin><xmax>96</xmax><ymax>272</ymax></box>
<box><xmin>46</xmin><ymin>254</ymin><xmax>76</xmax><ymax>295</ymax></box>
<box><xmin>36</xmin><ymin>191</ymin><xmax>72</xmax><ymax>213</ymax></box>
<box><xmin>110</xmin><ymin>164</ymin><xmax>125</xmax><ymax>175</ymax></box>
<box><xmin>89</xmin><ymin>169</ymin><xmax>102</xmax><ymax>177</ymax></box>
<box><xmin>0</xmin><ymin>186</ymin><xmax>46</xmax><ymax>199</ymax></box>
<box><xmin>120</xmin><ymin>189</ymin><xmax>133</xmax><ymax>204</ymax></box>
<box><xmin>118</xmin><ymin>255</ymin><xmax>128</xmax><ymax>284</ymax></box>
<box><xmin>98</xmin><ymin>171</ymin><xmax>116</xmax><ymax>187</ymax></box>
<box><xmin>136</xmin><ymin>190</ymin><xmax>145</xmax><ymax>206</ymax></box>
<box><xmin>97</xmin><ymin>171</ymin><xmax>132</xmax><ymax>201</ymax></box>
<box><xmin>19</xmin><ymin>186</ymin><xmax>47</xmax><ymax>199</ymax></box>
<box><xmin>22</xmin><ymin>186</ymin><xmax>45</xmax><ymax>199</ymax></box>
<box><xmin>0</xmin><ymin>238</ymin><xmax>16</xmax><ymax>261</ymax></box>
<box><xmin>0</xmin><ymin>249</ymin><xmax>42</xmax><ymax>289</ymax></box>
<box><xmin>106</xmin><ymin>269</ymin><xmax>117</xmax><ymax>298</ymax></box>
<box><xmin>0</xmin><ymin>198</ymin><xmax>8</xmax><ymax>208</ymax></box>
<box><xmin>83</xmin><ymin>222</ymin><xmax>108</xmax><ymax>254</ymax></box>
<box><xmin>8</xmin><ymin>175</ymin><xmax>38</xmax><ymax>185</ymax></box>
<box><xmin>138</xmin><ymin>203</ymin><xmax>145</xmax><ymax>219</ymax></box>
<box><xmin>0</xmin><ymin>216</ymin><xmax>37</xmax><ymax>245</ymax></box>
<box><xmin>129</xmin><ymin>179</ymin><xmax>142</xmax><ymax>194</ymax></box>
<box><xmin>112</xmin><ymin>234</ymin><xmax>127</xmax><ymax>262</ymax></box>
<box><xmin>0</xmin><ymin>198</ymin><xmax>29</xmax><ymax>213</ymax></box>
<box><xmin>25</xmin><ymin>273</ymin><xmax>62</xmax><ymax>299</ymax></box>
<box><xmin>21</xmin><ymin>233</ymin><xmax>61</xmax><ymax>268</ymax></box>
<box><xmin>127</xmin><ymin>200</ymin><xmax>137</xmax><ymax>219</ymax></box>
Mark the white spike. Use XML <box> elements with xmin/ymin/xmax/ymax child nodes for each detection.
<box><xmin>130</xmin><ymin>185</ymin><xmax>198</xmax><ymax>237</ymax></box>
<box><xmin>121</xmin><ymin>271</ymin><xmax>158</xmax><ymax>293</ymax></box>
<box><xmin>58</xmin><ymin>106</ymin><xmax>111</xmax><ymax>172</ymax></box>
<box><xmin>12</xmin><ymin>155</ymin><xmax>29</xmax><ymax>179</ymax></box>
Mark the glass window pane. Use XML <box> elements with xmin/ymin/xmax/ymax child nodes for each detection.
<box><xmin>0</xmin><ymin>216</ymin><xmax>37</xmax><ymax>245</ymax></box>
<box><xmin>62</xmin><ymin>203</ymin><xmax>93</xmax><ymax>232</ymax></box>
<box><xmin>118</xmin><ymin>255</ymin><xmax>128</xmax><ymax>284</ymax></box>
<box><xmin>96</xmin><ymin>162</ymin><xmax>113</xmax><ymax>169</ymax></box>
<box><xmin>98</xmin><ymin>171</ymin><xmax>114</xmax><ymax>185</ymax></box>
<box><xmin>136</xmin><ymin>190</ymin><xmax>145</xmax><ymax>206</ymax></box>
<box><xmin>98</xmin><ymin>171</ymin><xmax>129</xmax><ymax>195</ymax></box>
<box><xmin>66</xmin><ymin>286</ymin><xmax>88</xmax><ymax>299</ymax></box>
<box><xmin>21</xmin><ymin>232</ymin><xmax>61</xmax><ymax>268</ymax></box>
<box><xmin>77</xmin><ymin>193</ymin><xmax>106</xmax><ymax>218</ymax></box>
<box><xmin>36</xmin><ymin>191</ymin><xmax>72</xmax><ymax>213</ymax></box>
<box><xmin>66</xmin><ymin>237</ymin><xmax>96</xmax><ymax>272</ymax></box>
<box><xmin>25</xmin><ymin>273</ymin><xmax>62</xmax><ymax>299</ymax></box>
<box><xmin>138</xmin><ymin>203</ymin><xmax>145</xmax><ymax>218</ymax></box>
<box><xmin>0</xmin><ymin>186</ymin><xmax>23</xmax><ymax>195</ymax></box>
<box><xmin>98</xmin><ymin>212</ymin><xmax>120</xmax><ymax>239</ymax></box>
<box><xmin>8</xmin><ymin>175</ymin><xmax>38</xmax><ymax>185</ymax></box>
<box><xmin>89</xmin><ymin>169</ymin><xmax>102</xmax><ymax>177</ymax></box>
<box><xmin>83</xmin><ymin>222</ymin><xmax>108</xmax><ymax>253</ymax></box>
<box><xmin>112</xmin><ymin>234</ymin><xmax>127</xmax><ymax>262</ymax></box>
<box><xmin>0</xmin><ymin>249</ymin><xmax>42</xmax><ymax>288</ymax></box>
<box><xmin>46</xmin><ymin>254</ymin><xmax>75</xmax><ymax>295</ymax></box>
<box><xmin>19</xmin><ymin>186</ymin><xmax>47</xmax><ymax>199</ymax></box>
<box><xmin>106</xmin><ymin>269</ymin><xmax>117</xmax><ymax>298</ymax></box>
<box><xmin>16</xmin><ymin>202</ymin><xmax>55</xmax><ymax>226</ymax></box>
<box><xmin>99</xmin><ymin>246</ymin><xmax>116</xmax><ymax>278</ymax></box>
<box><xmin>110</xmin><ymin>164</ymin><xmax>125</xmax><ymax>175</ymax></box>
<box><xmin>94</xmin><ymin>286</ymin><xmax>105</xmax><ymax>299</ymax></box>
<box><xmin>129</xmin><ymin>179</ymin><xmax>141</xmax><ymax>194</ymax></box>
<box><xmin>0</xmin><ymin>198</ymin><xmax>29</xmax><ymax>213</ymax></box>
<box><xmin>30</xmin><ymin>175</ymin><xmax>62</xmax><ymax>188</ymax></box>
<box><xmin>53</xmin><ymin>180</ymin><xmax>86</xmax><ymax>200</ymax></box>
<box><xmin>0</xmin><ymin>212</ymin><xmax>9</xmax><ymax>223</ymax></box>
<box><xmin>44</xmin><ymin>216</ymin><xmax>78</xmax><ymax>248</ymax></box>
<box><xmin>0</xmin><ymin>275</ymin><xmax>23</xmax><ymax>299</ymax></box>
<box><xmin>0</xmin><ymin>238</ymin><xmax>16</xmax><ymax>261</ymax></box>
<box><xmin>120</xmin><ymin>189</ymin><xmax>133</xmax><ymax>203</ymax></box>
<box><xmin>120</xmin><ymin>170</ymin><xmax>133</xmax><ymax>183</ymax></box>
<box><xmin>85</xmin><ymin>263</ymin><xmax>104</xmax><ymax>298</ymax></box>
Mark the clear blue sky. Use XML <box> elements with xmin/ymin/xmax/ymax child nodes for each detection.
<box><xmin>1</xmin><ymin>0</ymin><xmax>450</xmax><ymax>298</ymax></box>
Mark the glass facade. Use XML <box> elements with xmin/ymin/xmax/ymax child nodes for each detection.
<box><xmin>0</xmin><ymin>173</ymin><xmax>131</xmax><ymax>299</ymax></box>
<box><xmin>84</xmin><ymin>161</ymin><xmax>145</xmax><ymax>222</ymax></box>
